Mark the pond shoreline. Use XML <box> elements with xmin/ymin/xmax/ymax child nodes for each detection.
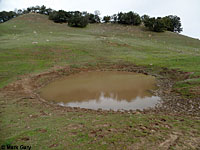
<box><xmin>1</xmin><ymin>62</ymin><xmax>200</xmax><ymax>116</ymax></box>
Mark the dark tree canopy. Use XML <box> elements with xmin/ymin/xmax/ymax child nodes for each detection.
<box><xmin>49</xmin><ymin>10</ymin><xmax>100</xmax><ymax>27</ymax></box>
<box><xmin>68</xmin><ymin>11</ymin><xmax>88</xmax><ymax>28</ymax></box>
<box><xmin>0</xmin><ymin>5</ymin><xmax>183</xmax><ymax>32</ymax></box>
<box><xmin>144</xmin><ymin>17</ymin><xmax>165</xmax><ymax>32</ymax></box>
<box><xmin>49</xmin><ymin>10</ymin><xmax>70</xmax><ymax>23</ymax></box>
<box><xmin>117</xmin><ymin>11</ymin><xmax>141</xmax><ymax>25</ymax></box>
<box><xmin>0</xmin><ymin>11</ymin><xmax>16</xmax><ymax>22</ymax></box>
<box><xmin>143</xmin><ymin>15</ymin><xmax>182</xmax><ymax>33</ymax></box>
<box><xmin>111</xmin><ymin>14</ymin><xmax>118</xmax><ymax>23</ymax></box>
<box><xmin>103</xmin><ymin>16</ymin><xmax>111</xmax><ymax>23</ymax></box>
<box><xmin>162</xmin><ymin>15</ymin><xmax>183</xmax><ymax>33</ymax></box>
<box><xmin>153</xmin><ymin>17</ymin><xmax>166</xmax><ymax>32</ymax></box>
<box><xmin>39</xmin><ymin>5</ymin><xmax>46</xmax><ymax>14</ymax></box>
<box><xmin>141</xmin><ymin>15</ymin><xmax>150</xmax><ymax>24</ymax></box>
<box><xmin>88</xmin><ymin>13</ymin><xmax>100</xmax><ymax>23</ymax></box>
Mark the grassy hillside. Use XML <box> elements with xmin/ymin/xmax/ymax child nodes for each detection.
<box><xmin>0</xmin><ymin>13</ymin><xmax>200</xmax><ymax>149</ymax></box>
<box><xmin>0</xmin><ymin>13</ymin><xmax>200</xmax><ymax>88</ymax></box>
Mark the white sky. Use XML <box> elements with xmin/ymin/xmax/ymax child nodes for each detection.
<box><xmin>0</xmin><ymin>0</ymin><xmax>200</xmax><ymax>39</ymax></box>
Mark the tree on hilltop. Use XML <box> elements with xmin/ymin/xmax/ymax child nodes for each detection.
<box><xmin>0</xmin><ymin>11</ymin><xmax>16</xmax><ymax>22</ymax></box>
<box><xmin>111</xmin><ymin>14</ymin><xmax>117</xmax><ymax>23</ymax></box>
<box><xmin>103</xmin><ymin>16</ymin><xmax>111</xmax><ymax>23</ymax></box>
<box><xmin>49</xmin><ymin>10</ymin><xmax>69</xmax><ymax>23</ymax></box>
<box><xmin>88</xmin><ymin>13</ymin><xmax>100</xmax><ymax>23</ymax></box>
<box><xmin>141</xmin><ymin>14</ymin><xmax>150</xmax><ymax>24</ymax></box>
<box><xmin>143</xmin><ymin>17</ymin><xmax>165</xmax><ymax>32</ymax></box>
<box><xmin>68</xmin><ymin>11</ymin><xmax>88</xmax><ymax>28</ymax></box>
<box><xmin>163</xmin><ymin>15</ymin><xmax>182</xmax><ymax>33</ymax></box>
<box><xmin>117</xmin><ymin>11</ymin><xmax>141</xmax><ymax>25</ymax></box>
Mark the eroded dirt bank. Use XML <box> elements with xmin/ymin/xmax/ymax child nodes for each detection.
<box><xmin>1</xmin><ymin>63</ymin><xmax>200</xmax><ymax>116</ymax></box>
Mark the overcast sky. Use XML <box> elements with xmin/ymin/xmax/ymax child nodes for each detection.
<box><xmin>0</xmin><ymin>0</ymin><xmax>199</xmax><ymax>39</ymax></box>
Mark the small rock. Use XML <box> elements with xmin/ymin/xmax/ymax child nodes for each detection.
<box><xmin>32</xmin><ymin>42</ymin><xmax>38</xmax><ymax>44</ymax></box>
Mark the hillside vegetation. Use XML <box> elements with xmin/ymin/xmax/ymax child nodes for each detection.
<box><xmin>1</xmin><ymin>14</ymin><xmax>200</xmax><ymax>87</ymax></box>
<box><xmin>0</xmin><ymin>14</ymin><xmax>200</xmax><ymax>149</ymax></box>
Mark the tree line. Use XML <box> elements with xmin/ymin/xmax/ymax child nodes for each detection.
<box><xmin>103</xmin><ymin>12</ymin><xmax>182</xmax><ymax>33</ymax></box>
<box><xmin>0</xmin><ymin>5</ymin><xmax>53</xmax><ymax>23</ymax></box>
<box><xmin>0</xmin><ymin>5</ymin><xmax>182</xmax><ymax>32</ymax></box>
<box><xmin>48</xmin><ymin>10</ymin><xmax>100</xmax><ymax>27</ymax></box>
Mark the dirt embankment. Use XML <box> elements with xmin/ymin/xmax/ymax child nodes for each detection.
<box><xmin>1</xmin><ymin>63</ymin><xmax>200</xmax><ymax>116</ymax></box>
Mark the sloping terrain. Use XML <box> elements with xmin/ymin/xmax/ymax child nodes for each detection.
<box><xmin>0</xmin><ymin>13</ymin><xmax>200</xmax><ymax>149</ymax></box>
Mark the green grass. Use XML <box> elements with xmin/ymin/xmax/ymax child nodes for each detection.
<box><xmin>0</xmin><ymin>97</ymin><xmax>200</xmax><ymax>150</ymax></box>
<box><xmin>0</xmin><ymin>13</ymin><xmax>200</xmax><ymax>149</ymax></box>
<box><xmin>0</xmin><ymin>13</ymin><xmax>200</xmax><ymax>88</ymax></box>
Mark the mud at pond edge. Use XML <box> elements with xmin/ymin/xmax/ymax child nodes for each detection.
<box><xmin>1</xmin><ymin>63</ymin><xmax>200</xmax><ymax>116</ymax></box>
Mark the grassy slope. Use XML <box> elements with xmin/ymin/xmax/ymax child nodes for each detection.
<box><xmin>0</xmin><ymin>14</ymin><xmax>200</xmax><ymax>88</ymax></box>
<box><xmin>0</xmin><ymin>14</ymin><xmax>200</xmax><ymax>149</ymax></box>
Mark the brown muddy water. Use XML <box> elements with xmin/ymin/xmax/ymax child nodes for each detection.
<box><xmin>39</xmin><ymin>71</ymin><xmax>161</xmax><ymax>111</ymax></box>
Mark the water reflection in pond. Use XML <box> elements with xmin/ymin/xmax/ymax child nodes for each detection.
<box><xmin>39</xmin><ymin>71</ymin><xmax>160</xmax><ymax>111</ymax></box>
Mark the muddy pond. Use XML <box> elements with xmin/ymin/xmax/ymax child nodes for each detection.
<box><xmin>39</xmin><ymin>71</ymin><xmax>161</xmax><ymax>111</ymax></box>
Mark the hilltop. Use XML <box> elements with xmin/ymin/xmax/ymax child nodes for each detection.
<box><xmin>0</xmin><ymin>14</ymin><xmax>200</xmax><ymax>149</ymax></box>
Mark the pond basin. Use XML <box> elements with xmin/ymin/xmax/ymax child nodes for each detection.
<box><xmin>39</xmin><ymin>71</ymin><xmax>160</xmax><ymax>111</ymax></box>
